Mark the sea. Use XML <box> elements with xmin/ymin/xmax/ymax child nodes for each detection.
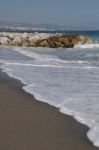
<box><xmin>0</xmin><ymin>30</ymin><xmax>99</xmax><ymax>147</ymax></box>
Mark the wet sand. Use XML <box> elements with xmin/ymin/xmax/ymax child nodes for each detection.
<box><xmin>0</xmin><ymin>70</ymin><xmax>99</xmax><ymax>150</ymax></box>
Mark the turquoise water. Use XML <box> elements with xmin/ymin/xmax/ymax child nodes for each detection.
<box><xmin>63</xmin><ymin>31</ymin><xmax>99</xmax><ymax>41</ymax></box>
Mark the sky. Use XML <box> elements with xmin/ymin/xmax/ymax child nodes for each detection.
<box><xmin>0</xmin><ymin>0</ymin><xmax>99</xmax><ymax>29</ymax></box>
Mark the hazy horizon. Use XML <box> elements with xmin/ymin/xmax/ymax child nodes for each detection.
<box><xmin>0</xmin><ymin>0</ymin><xmax>99</xmax><ymax>29</ymax></box>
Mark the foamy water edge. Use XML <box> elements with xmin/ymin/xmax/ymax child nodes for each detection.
<box><xmin>0</xmin><ymin>45</ymin><xmax>99</xmax><ymax>148</ymax></box>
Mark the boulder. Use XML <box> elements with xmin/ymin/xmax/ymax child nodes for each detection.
<box><xmin>0</xmin><ymin>37</ymin><xmax>11</xmax><ymax>44</ymax></box>
<box><xmin>37</xmin><ymin>34</ymin><xmax>93</xmax><ymax>48</ymax></box>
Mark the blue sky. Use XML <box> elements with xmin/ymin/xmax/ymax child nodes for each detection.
<box><xmin>0</xmin><ymin>0</ymin><xmax>99</xmax><ymax>29</ymax></box>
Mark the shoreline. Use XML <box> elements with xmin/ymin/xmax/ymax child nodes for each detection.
<box><xmin>0</xmin><ymin>69</ymin><xmax>99</xmax><ymax>150</ymax></box>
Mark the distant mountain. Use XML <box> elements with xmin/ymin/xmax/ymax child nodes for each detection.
<box><xmin>0</xmin><ymin>20</ymin><xmax>97</xmax><ymax>31</ymax></box>
<box><xmin>0</xmin><ymin>21</ymin><xmax>70</xmax><ymax>31</ymax></box>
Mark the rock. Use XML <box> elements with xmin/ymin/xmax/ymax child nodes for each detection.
<box><xmin>28</xmin><ymin>36</ymin><xmax>38</xmax><ymax>42</ymax></box>
<box><xmin>37</xmin><ymin>40</ymin><xmax>49</xmax><ymax>47</ymax></box>
<box><xmin>0</xmin><ymin>32</ymin><xmax>93</xmax><ymax>48</ymax></box>
<box><xmin>11</xmin><ymin>36</ymin><xmax>22</xmax><ymax>46</ymax></box>
<box><xmin>38</xmin><ymin>34</ymin><xmax>93</xmax><ymax>48</ymax></box>
<box><xmin>0</xmin><ymin>37</ymin><xmax>11</xmax><ymax>44</ymax></box>
<box><xmin>11</xmin><ymin>35</ymin><xmax>29</xmax><ymax>46</ymax></box>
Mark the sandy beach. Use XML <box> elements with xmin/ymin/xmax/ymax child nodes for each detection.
<box><xmin>0</xmin><ymin>70</ymin><xmax>99</xmax><ymax>150</ymax></box>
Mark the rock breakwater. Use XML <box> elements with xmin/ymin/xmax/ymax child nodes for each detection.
<box><xmin>0</xmin><ymin>32</ymin><xmax>93</xmax><ymax>48</ymax></box>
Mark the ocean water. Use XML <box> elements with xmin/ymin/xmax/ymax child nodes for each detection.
<box><xmin>1</xmin><ymin>28</ymin><xmax>99</xmax><ymax>41</ymax></box>
<box><xmin>0</xmin><ymin>31</ymin><xmax>99</xmax><ymax>147</ymax></box>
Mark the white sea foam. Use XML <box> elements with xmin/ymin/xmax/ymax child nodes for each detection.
<box><xmin>0</xmin><ymin>46</ymin><xmax>99</xmax><ymax>147</ymax></box>
<box><xmin>74</xmin><ymin>43</ymin><xmax>99</xmax><ymax>49</ymax></box>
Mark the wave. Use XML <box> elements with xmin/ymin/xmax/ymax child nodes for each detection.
<box><xmin>1</xmin><ymin>62</ymin><xmax>99</xmax><ymax>148</ymax></box>
<box><xmin>13</xmin><ymin>47</ymin><xmax>59</xmax><ymax>61</ymax></box>
<box><xmin>74</xmin><ymin>43</ymin><xmax>99</xmax><ymax>49</ymax></box>
<box><xmin>0</xmin><ymin>46</ymin><xmax>99</xmax><ymax>148</ymax></box>
<box><xmin>60</xmin><ymin>99</ymin><xmax>99</xmax><ymax>147</ymax></box>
